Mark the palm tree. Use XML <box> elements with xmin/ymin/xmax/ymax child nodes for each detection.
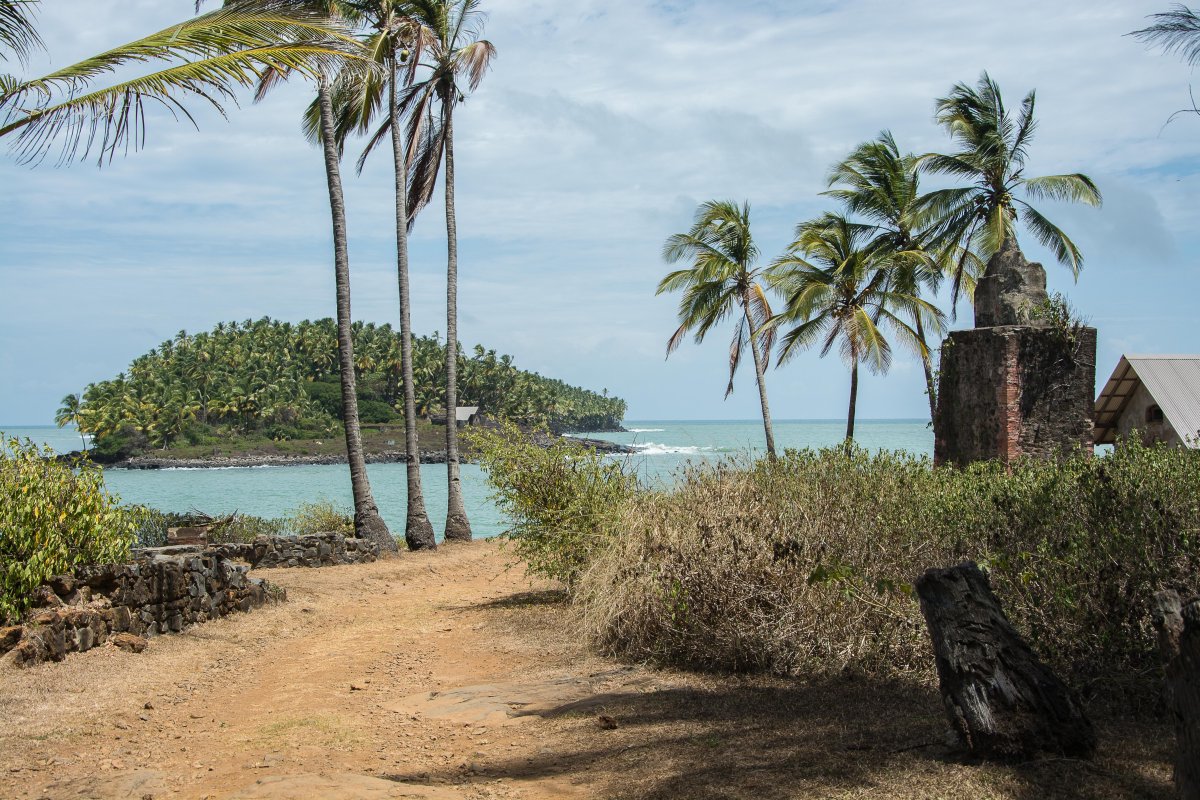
<box><xmin>315</xmin><ymin>61</ymin><xmax>397</xmax><ymax>553</ymax></box>
<box><xmin>825</xmin><ymin>132</ymin><xmax>970</xmax><ymax>420</ymax></box>
<box><xmin>54</xmin><ymin>393</ymin><xmax>87</xmax><ymax>451</ymax></box>
<box><xmin>917</xmin><ymin>72</ymin><xmax>1102</xmax><ymax>313</ymax></box>
<box><xmin>659</xmin><ymin>200</ymin><xmax>777</xmax><ymax>459</ymax></box>
<box><xmin>766</xmin><ymin>213</ymin><xmax>943</xmax><ymax>443</ymax></box>
<box><xmin>219</xmin><ymin>0</ymin><xmax>396</xmax><ymax>553</ymax></box>
<box><xmin>1</xmin><ymin>1</ymin><xmax>358</xmax><ymax>164</ymax></box>
<box><xmin>398</xmin><ymin>0</ymin><xmax>496</xmax><ymax>542</ymax></box>
<box><xmin>325</xmin><ymin>0</ymin><xmax>439</xmax><ymax>550</ymax></box>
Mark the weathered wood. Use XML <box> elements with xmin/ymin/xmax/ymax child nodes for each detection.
<box><xmin>1151</xmin><ymin>590</ymin><xmax>1200</xmax><ymax>799</ymax></box>
<box><xmin>916</xmin><ymin>561</ymin><xmax>1095</xmax><ymax>760</ymax></box>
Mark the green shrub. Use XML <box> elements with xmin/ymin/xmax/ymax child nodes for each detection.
<box><xmin>287</xmin><ymin>501</ymin><xmax>353</xmax><ymax>537</ymax></box>
<box><xmin>358</xmin><ymin>399</ymin><xmax>398</xmax><ymax>424</ymax></box>
<box><xmin>0</xmin><ymin>437</ymin><xmax>139</xmax><ymax>623</ymax></box>
<box><xmin>89</xmin><ymin>425</ymin><xmax>149</xmax><ymax>463</ymax></box>
<box><xmin>468</xmin><ymin>421</ymin><xmax>639</xmax><ymax>586</ymax></box>
<box><xmin>574</xmin><ymin>441</ymin><xmax>1200</xmax><ymax>697</ymax></box>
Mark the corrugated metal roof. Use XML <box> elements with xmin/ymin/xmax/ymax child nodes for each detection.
<box><xmin>1094</xmin><ymin>355</ymin><xmax>1200</xmax><ymax>446</ymax></box>
<box><xmin>455</xmin><ymin>406</ymin><xmax>480</xmax><ymax>423</ymax></box>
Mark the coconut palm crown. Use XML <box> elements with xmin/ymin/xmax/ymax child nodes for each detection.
<box><xmin>918</xmin><ymin>72</ymin><xmax>1102</xmax><ymax>300</ymax></box>
<box><xmin>825</xmin><ymin>131</ymin><xmax>969</xmax><ymax>417</ymax></box>
<box><xmin>659</xmin><ymin>200</ymin><xmax>777</xmax><ymax>458</ymax></box>
<box><xmin>766</xmin><ymin>213</ymin><xmax>943</xmax><ymax>442</ymax></box>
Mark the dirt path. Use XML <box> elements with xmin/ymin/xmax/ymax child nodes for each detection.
<box><xmin>0</xmin><ymin>541</ymin><xmax>1178</xmax><ymax>799</ymax></box>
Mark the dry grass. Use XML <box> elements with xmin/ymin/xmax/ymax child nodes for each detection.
<box><xmin>575</xmin><ymin>445</ymin><xmax>1200</xmax><ymax>702</ymax></box>
<box><xmin>576</xmin><ymin>455</ymin><xmax>948</xmax><ymax>681</ymax></box>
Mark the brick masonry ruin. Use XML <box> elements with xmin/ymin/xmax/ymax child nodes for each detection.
<box><xmin>934</xmin><ymin>239</ymin><xmax>1097</xmax><ymax>466</ymax></box>
<box><xmin>0</xmin><ymin>532</ymin><xmax>379</xmax><ymax>668</ymax></box>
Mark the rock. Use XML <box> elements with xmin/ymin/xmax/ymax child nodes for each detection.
<box><xmin>31</xmin><ymin>585</ymin><xmax>64</xmax><ymax>608</ymax></box>
<box><xmin>0</xmin><ymin>626</ymin><xmax>22</xmax><ymax>655</ymax></box>
<box><xmin>48</xmin><ymin>574</ymin><xmax>76</xmax><ymax>597</ymax></box>
<box><xmin>113</xmin><ymin>633</ymin><xmax>149</xmax><ymax>654</ymax></box>
<box><xmin>973</xmin><ymin>237</ymin><xmax>1051</xmax><ymax>328</ymax></box>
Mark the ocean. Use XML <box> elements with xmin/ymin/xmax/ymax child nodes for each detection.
<box><xmin>2</xmin><ymin>420</ymin><xmax>932</xmax><ymax>541</ymax></box>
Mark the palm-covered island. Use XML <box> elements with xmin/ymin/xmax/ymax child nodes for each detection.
<box><xmin>58</xmin><ymin>318</ymin><xmax>626</xmax><ymax>463</ymax></box>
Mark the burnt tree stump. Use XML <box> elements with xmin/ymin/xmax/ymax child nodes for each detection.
<box><xmin>916</xmin><ymin>562</ymin><xmax>1096</xmax><ymax>760</ymax></box>
<box><xmin>1151</xmin><ymin>590</ymin><xmax>1200</xmax><ymax>799</ymax></box>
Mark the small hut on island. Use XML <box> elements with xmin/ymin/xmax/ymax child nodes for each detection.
<box><xmin>1094</xmin><ymin>355</ymin><xmax>1200</xmax><ymax>448</ymax></box>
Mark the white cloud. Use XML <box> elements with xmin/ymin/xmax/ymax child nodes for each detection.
<box><xmin>3</xmin><ymin>0</ymin><xmax>1199</xmax><ymax>422</ymax></box>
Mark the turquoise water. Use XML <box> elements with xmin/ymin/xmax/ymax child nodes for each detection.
<box><xmin>3</xmin><ymin>420</ymin><xmax>932</xmax><ymax>540</ymax></box>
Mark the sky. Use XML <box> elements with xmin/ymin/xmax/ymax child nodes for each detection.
<box><xmin>2</xmin><ymin>0</ymin><xmax>1199</xmax><ymax>425</ymax></box>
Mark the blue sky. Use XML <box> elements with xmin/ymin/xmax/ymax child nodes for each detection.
<box><xmin>2</xmin><ymin>0</ymin><xmax>1198</xmax><ymax>424</ymax></box>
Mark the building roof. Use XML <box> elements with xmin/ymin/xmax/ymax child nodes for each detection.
<box><xmin>455</xmin><ymin>406</ymin><xmax>480</xmax><ymax>423</ymax></box>
<box><xmin>1094</xmin><ymin>355</ymin><xmax>1200</xmax><ymax>446</ymax></box>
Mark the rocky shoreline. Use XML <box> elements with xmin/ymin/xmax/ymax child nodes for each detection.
<box><xmin>105</xmin><ymin>434</ymin><xmax>634</xmax><ymax>471</ymax></box>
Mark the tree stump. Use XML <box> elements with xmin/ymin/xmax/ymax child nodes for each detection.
<box><xmin>916</xmin><ymin>562</ymin><xmax>1095</xmax><ymax>760</ymax></box>
<box><xmin>1151</xmin><ymin>590</ymin><xmax>1200</xmax><ymax>799</ymax></box>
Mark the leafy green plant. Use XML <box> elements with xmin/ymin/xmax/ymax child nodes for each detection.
<box><xmin>0</xmin><ymin>437</ymin><xmax>139</xmax><ymax>623</ymax></box>
<box><xmin>287</xmin><ymin>501</ymin><xmax>353</xmax><ymax>537</ymax></box>
<box><xmin>467</xmin><ymin>421</ymin><xmax>639</xmax><ymax>586</ymax></box>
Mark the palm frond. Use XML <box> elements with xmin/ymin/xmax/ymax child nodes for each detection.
<box><xmin>2</xmin><ymin>3</ymin><xmax>360</xmax><ymax>165</ymax></box>
<box><xmin>1017</xmin><ymin>200</ymin><xmax>1085</xmax><ymax>276</ymax></box>
<box><xmin>777</xmin><ymin>313</ymin><xmax>833</xmax><ymax>365</ymax></box>
<box><xmin>1021</xmin><ymin>173</ymin><xmax>1102</xmax><ymax>206</ymax></box>
<box><xmin>726</xmin><ymin>316</ymin><xmax>749</xmax><ymax>398</ymax></box>
<box><xmin>1132</xmin><ymin>4</ymin><xmax>1200</xmax><ymax>65</ymax></box>
<box><xmin>0</xmin><ymin>0</ymin><xmax>43</xmax><ymax>64</ymax></box>
<box><xmin>454</xmin><ymin>38</ymin><xmax>496</xmax><ymax>91</ymax></box>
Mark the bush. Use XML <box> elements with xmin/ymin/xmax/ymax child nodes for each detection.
<box><xmin>574</xmin><ymin>441</ymin><xmax>1200</xmax><ymax>696</ymax></box>
<box><xmin>468</xmin><ymin>421</ymin><xmax>639</xmax><ymax>586</ymax></box>
<box><xmin>287</xmin><ymin>501</ymin><xmax>353</xmax><ymax>537</ymax></box>
<box><xmin>358</xmin><ymin>399</ymin><xmax>398</xmax><ymax>424</ymax></box>
<box><xmin>0</xmin><ymin>437</ymin><xmax>139</xmax><ymax>623</ymax></box>
<box><xmin>89</xmin><ymin>425</ymin><xmax>150</xmax><ymax>463</ymax></box>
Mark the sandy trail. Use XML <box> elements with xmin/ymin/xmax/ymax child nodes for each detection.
<box><xmin>0</xmin><ymin>541</ymin><xmax>1177</xmax><ymax>799</ymax></box>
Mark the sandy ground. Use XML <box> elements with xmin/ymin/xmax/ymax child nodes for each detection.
<box><xmin>0</xmin><ymin>540</ymin><xmax>1178</xmax><ymax>799</ymax></box>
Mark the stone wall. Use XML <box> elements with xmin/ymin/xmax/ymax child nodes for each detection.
<box><xmin>0</xmin><ymin>549</ymin><xmax>281</xmax><ymax>668</ymax></box>
<box><xmin>935</xmin><ymin>325</ymin><xmax>1097</xmax><ymax>466</ymax></box>
<box><xmin>208</xmin><ymin>532</ymin><xmax>380</xmax><ymax>569</ymax></box>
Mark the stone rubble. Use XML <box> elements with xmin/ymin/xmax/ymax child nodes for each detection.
<box><xmin>0</xmin><ymin>532</ymin><xmax>377</xmax><ymax>668</ymax></box>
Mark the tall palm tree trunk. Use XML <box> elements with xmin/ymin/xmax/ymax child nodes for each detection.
<box><xmin>915</xmin><ymin>314</ymin><xmax>937</xmax><ymax>421</ymax></box>
<box><xmin>442</xmin><ymin>103</ymin><xmax>472</xmax><ymax>542</ymax></box>
<box><xmin>317</xmin><ymin>77</ymin><xmax>395</xmax><ymax>555</ymax></box>
<box><xmin>390</xmin><ymin>62</ymin><xmax>436</xmax><ymax>551</ymax></box>
<box><xmin>846</xmin><ymin>355</ymin><xmax>859</xmax><ymax>445</ymax></box>
<box><xmin>742</xmin><ymin>293</ymin><xmax>777</xmax><ymax>460</ymax></box>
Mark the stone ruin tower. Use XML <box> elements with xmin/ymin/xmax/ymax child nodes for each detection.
<box><xmin>934</xmin><ymin>238</ymin><xmax>1097</xmax><ymax>466</ymax></box>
